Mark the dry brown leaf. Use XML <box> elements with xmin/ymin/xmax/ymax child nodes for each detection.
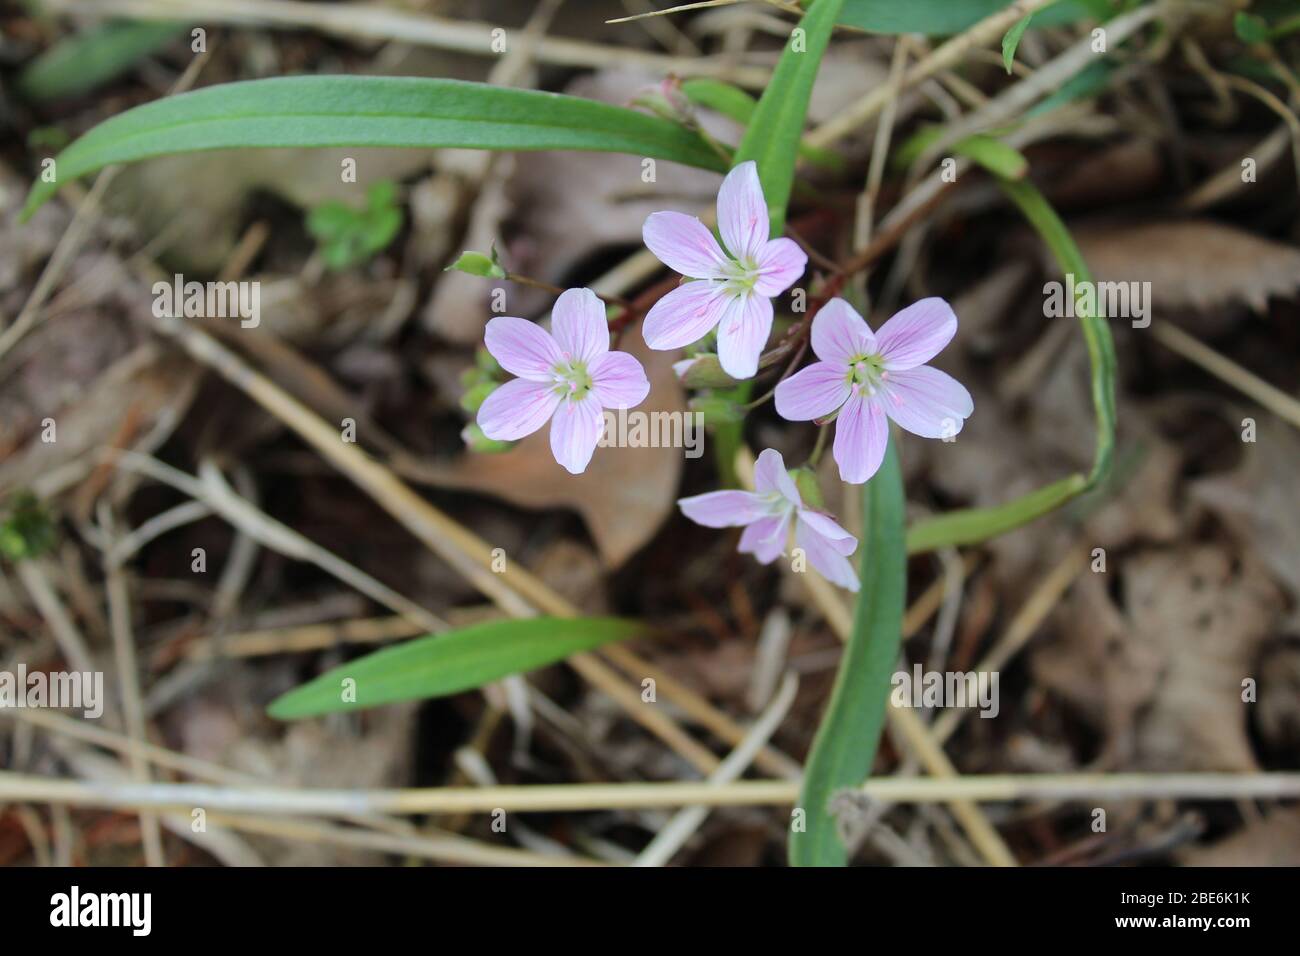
<box><xmin>531</xmin><ymin>537</ymin><xmax>610</xmax><ymax>615</ymax></box>
<box><xmin>0</xmin><ymin>341</ymin><xmax>199</xmax><ymax>496</ymax></box>
<box><xmin>1177</xmin><ymin>810</ymin><xmax>1300</xmax><ymax>866</ymax></box>
<box><xmin>1083</xmin><ymin>427</ymin><xmax>1183</xmax><ymax>550</ymax></box>
<box><xmin>1072</xmin><ymin>219</ymin><xmax>1300</xmax><ymax>314</ymax></box>
<box><xmin>1255</xmin><ymin>641</ymin><xmax>1300</xmax><ymax>761</ymax></box>
<box><xmin>1189</xmin><ymin>416</ymin><xmax>1300</xmax><ymax>621</ymax></box>
<box><xmin>1034</xmin><ymin>547</ymin><xmax>1283</xmax><ymax>771</ymax></box>
<box><xmin>1033</xmin><ymin>570</ymin><xmax>1162</xmax><ymax>764</ymax></box>
<box><xmin>0</xmin><ymin>163</ymin><xmax>70</xmax><ymax>298</ymax></box>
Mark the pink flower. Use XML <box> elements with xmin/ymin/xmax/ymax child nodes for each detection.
<box><xmin>678</xmin><ymin>448</ymin><xmax>859</xmax><ymax>591</ymax></box>
<box><xmin>774</xmin><ymin>297</ymin><xmax>973</xmax><ymax>484</ymax></box>
<box><xmin>477</xmin><ymin>288</ymin><xmax>650</xmax><ymax>475</ymax></box>
<box><xmin>641</xmin><ymin>160</ymin><xmax>808</xmax><ymax>380</ymax></box>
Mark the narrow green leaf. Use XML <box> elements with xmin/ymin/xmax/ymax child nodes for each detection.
<box><xmin>955</xmin><ymin>134</ymin><xmax>1029</xmax><ymax>179</ymax></box>
<box><xmin>1025</xmin><ymin>60</ymin><xmax>1115</xmax><ymax>118</ymax></box>
<box><xmin>904</xmin><ymin>181</ymin><xmax>1116</xmax><ymax>554</ymax></box>
<box><xmin>840</xmin><ymin>0</ymin><xmax>1005</xmax><ymax>34</ymax></box>
<box><xmin>680</xmin><ymin>78</ymin><xmax>757</xmax><ymax>124</ymax></box>
<box><xmin>839</xmin><ymin>0</ymin><xmax>1107</xmax><ymax>36</ymax></box>
<box><xmin>733</xmin><ymin>0</ymin><xmax>845</xmax><ymax>232</ymax></box>
<box><xmin>267</xmin><ymin>616</ymin><xmax>643</xmax><ymax>719</ymax></box>
<box><xmin>1268</xmin><ymin>13</ymin><xmax>1300</xmax><ymax>39</ymax></box>
<box><xmin>1002</xmin><ymin>13</ymin><xmax>1034</xmax><ymax>73</ymax></box>
<box><xmin>999</xmin><ymin>179</ymin><xmax>1115</xmax><ymax>487</ymax></box>
<box><xmin>895</xmin><ymin>126</ymin><xmax>1028</xmax><ymax>179</ymax></box>
<box><xmin>680</xmin><ymin>78</ymin><xmax>842</xmax><ymax>170</ymax></box>
<box><xmin>18</xmin><ymin>20</ymin><xmax>185</xmax><ymax>102</ymax></box>
<box><xmin>906</xmin><ymin>473</ymin><xmax>1087</xmax><ymax>553</ymax></box>
<box><xmin>790</xmin><ymin>436</ymin><xmax>905</xmax><ymax>867</ymax></box>
<box><xmin>21</xmin><ymin>75</ymin><xmax>726</xmax><ymax>220</ymax></box>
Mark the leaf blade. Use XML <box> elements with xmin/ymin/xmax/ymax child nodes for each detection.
<box><xmin>733</xmin><ymin>0</ymin><xmax>845</xmax><ymax>232</ymax></box>
<box><xmin>905</xmin><ymin>181</ymin><xmax>1117</xmax><ymax>554</ymax></box>
<box><xmin>18</xmin><ymin>19</ymin><xmax>186</xmax><ymax>102</ymax></box>
<box><xmin>789</xmin><ymin>436</ymin><xmax>906</xmax><ymax>866</ymax></box>
<box><xmin>1002</xmin><ymin>12</ymin><xmax>1034</xmax><ymax>73</ymax></box>
<box><xmin>267</xmin><ymin>616</ymin><xmax>643</xmax><ymax>719</ymax></box>
<box><xmin>906</xmin><ymin>473</ymin><xmax>1088</xmax><ymax>553</ymax></box>
<box><xmin>999</xmin><ymin>178</ymin><xmax>1116</xmax><ymax>486</ymax></box>
<box><xmin>22</xmin><ymin>75</ymin><xmax>727</xmax><ymax>219</ymax></box>
<box><xmin>839</xmin><ymin>0</ymin><xmax>1107</xmax><ymax>35</ymax></box>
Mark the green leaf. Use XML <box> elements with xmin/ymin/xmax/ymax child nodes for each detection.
<box><xmin>689</xmin><ymin>394</ymin><xmax>745</xmax><ymax>426</ymax></box>
<box><xmin>841</xmin><ymin>0</ymin><xmax>1004</xmax><ymax>34</ymax></box>
<box><xmin>999</xmin><ymin>179</ymin><xmax>1115</xmax><ymax>487</ymax></box>
<box><xmin>0</xmin><ymin>492</ymin><xmax>58</xmax><ymax>562</ymax></box>
<box><xmin>733</xmin><ymin>0</ymin><xmax>845</xmax><ymax>232</ymax></box>
<box><xmin>461</xmin><ymin>422</ymin><xmax>513</xmax><ymax>454</ymax></box>
<box><xmin>790</xmin><ymin>436</ymin><xmax>905</xmax><ymax>866</ymax></box>
<box><xmin>360</xmin><ymin>206</ymin><xmax>403</xmax><ymax>253</ymax></box>
<box><xmin>21</xmin><ymin>75</ymin><xmax>726</xmax><ymax>220</ymax></box>
<box><xmin>1002</xmin><ymin>12</ymin><xmax>1034</xmax><ymax>73</ymax></box>
<box><xmin>17</xmin><ymin>20</ymin><xmax>185</xmax><ymax>102</ymax></box>
<box><xmin>906</xmin><ymin>474</ymin><xmax>1087</xmax><ymax>553</ymax></box>
<box><xmin>268</xmin><ymin>616</ymin><xmax>643</xmax><ymax>719</ymax></box>
<box><xmin>905</xmin><ymin>181</ymin><xmax>1116</xmax><ymax>554</ymax></box>
<box><xmin>445</xmin><ymin>250</ymin><xmax>506</xmax><ymax>279</ymax></box>
<box><xmin>366</xmin><ymin>179</ymin><xmax>398</xmax><ymax>210</ymax></box>
<box><xmin>894</xmin><ymin>126</ymin><xmax>1028</xmax><ymax>179</ymax></box>
<box><xmin>954</xmin><ymin>134</ymin><xmax>1029</xmax><ymax>179</ymax></box>
<box><xmin>306</xmin><ymin>179</ymin><xmax>403</xmax><ymax>270</ymax></box>
<box><xmin>1025</xmin><ymin>60</ymin><xmax>1115</xmax><ymax>118</ymax></box>
<box><xmin>1234</xmin><ymin>11</ymin><xmax>1272</xmax><ymax>44</ymax></box>
<box><xmin>675</xmin><ymin>353</ymin><xmax>740</xmax><ymax>389</ymax></box>
<box><xmin>839</xmin><ymin>0</ymin><xmax>1106</xmax><ymax>36</ymax></box>
<box><xmin>1268</xmin><ymin>13</ymin><xmax>1300</xmax><ymax>39</ymax></box>
<box><xmin>680</xmin><ymin>78</ymin><xmax>758</xmax><ymax>125</ymax></box>
<box><xmin>459</xmin><ymin>380</ymin><xmax>497</xmax><ymax>413</ymax></box>
<box><xmin>681</xmin><ymin>78</ymin><xmax>842</xmax><ymax>170</ymax></box>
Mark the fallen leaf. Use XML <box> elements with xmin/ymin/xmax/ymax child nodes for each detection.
<box><xmin>0</xmin><ymin>341</ymin><xmax>199</xmax><ymax>496</ymax></box>
<box><xmin>1190</xmin><ymin>416</ymin><xmax>1300</xmax><ymax>622</ymax></box>
<box><xmin>1177</xmin><ymin>810</ymin><xmax>1300</xmax><ymax>866</ymax></box>
<box><xmin>1034</xmin><ymin>547</ymin><xmax>1283</xmax><ymax>771</ymax></box>
<box><xmin>1072</xmin><ymin>219</ymin><xmax>1300</xmax><ymax>314</ymax></box>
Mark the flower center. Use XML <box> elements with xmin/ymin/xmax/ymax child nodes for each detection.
<box><xmin>552</xmin><ymin>357</ymin><xmax>593</xmax><ymax>400</ymax></box>
<box><xmin>846</xmin><ymin>353</ymin><xmax>887</xmax><ymax>395</ymax></box>
<box><xmin>719</xmin><ymin>257</ymin><xmax>761</xmax><ymax>297</ymax></box>
<box><xmin>762</xmin><ymin>490</ymin><xmax>792</xmax><ymax>515</ymax></box>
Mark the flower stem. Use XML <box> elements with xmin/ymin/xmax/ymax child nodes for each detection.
<box><xmin>806</xmin><ymin>421</ymin><xmax>831</xmax><ymax>467</ymax></box>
